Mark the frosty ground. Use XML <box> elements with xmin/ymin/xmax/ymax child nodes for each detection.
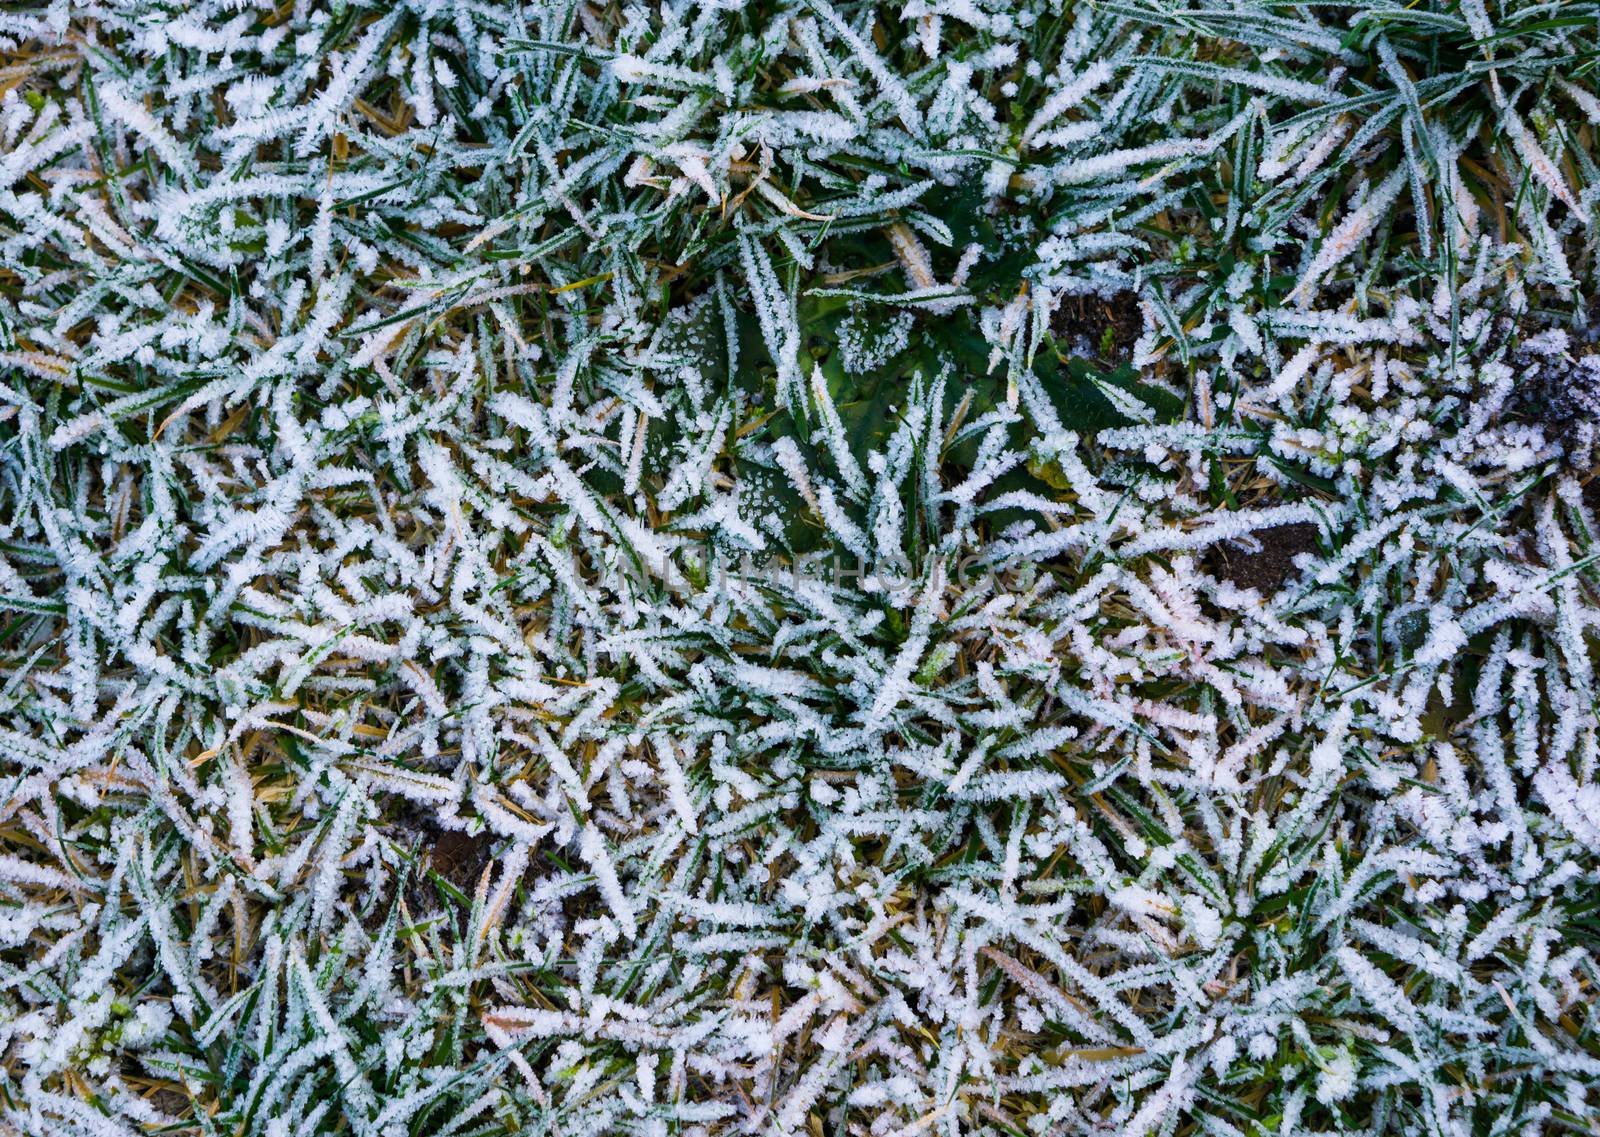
<box><xmin>2</xmin><ymin>1</ymin><xmax>1599</xmax><ymax>1136</ymax></box>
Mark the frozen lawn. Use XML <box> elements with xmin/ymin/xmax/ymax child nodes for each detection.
<box><xmin>2</xmin><ymin>1</ymin><xmax>1599</xmax><ymax>1135</ymax></box>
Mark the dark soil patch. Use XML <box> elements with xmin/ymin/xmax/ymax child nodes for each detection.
<box><xmin>146</xmin><ymin>1089</ymin><xmax>190</xmax><ymax>1122</ymax></box>
<box><xmin>428</xmin><ymin>828</ymin><xmax>495</xmax><ymax>896</ymax></box>
<box><xmin>378</xmin><ymin>804</ymin><xmax>497</xmax><ymax>918</ymax></box>
<box><xmin>1582</xmin><ymin>293</ymin><xmax>1600</xmax><ymax>345</ymax></box>
<box><xmin>1512</xmin><ymin>350</ymin><xmax>1599</xmax><ymax>426</ymax></box>
<box><xmin>1210</xmin><ymin>522</ymin><xmax>1320</xmax><ymax>596</ymax></box>
<box><xmin>1504</xmin><ymin>313</ymin><xmax>1600</xmax><ymax>456</ymax></box>
<box><xmin>1051</xmin><ymin>292</ymin><xmax>1142</xmax><ymax>360</ymax></box>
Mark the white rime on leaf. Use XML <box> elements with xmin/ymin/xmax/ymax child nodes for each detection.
<box><xmin>1288</xmin><ymin>169</ymin><xmax>1407</xmax><ymax>304</ymax></box>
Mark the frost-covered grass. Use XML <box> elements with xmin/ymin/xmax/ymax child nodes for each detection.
<box><xmin>2</xmin><ymin>0</ymin><xmax>1600</xmax><ymax>1134</ymax></box>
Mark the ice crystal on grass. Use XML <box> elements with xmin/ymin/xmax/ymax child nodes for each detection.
<box><xmin>2</xmin><ymin>1</ymin><xmax>1600</xmax><ymax>1135</ymax></box>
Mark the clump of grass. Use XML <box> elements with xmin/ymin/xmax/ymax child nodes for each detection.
<box><xmin>1</xmin><ymin>1</ymin><xmax>1599</xmax><ymax>1135</ymax></box>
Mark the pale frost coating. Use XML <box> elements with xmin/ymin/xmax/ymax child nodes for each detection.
<box><xmin>1</xmin><ymin>2</ymin><xmax>1599</xmax><ymax>1136</ymax></box>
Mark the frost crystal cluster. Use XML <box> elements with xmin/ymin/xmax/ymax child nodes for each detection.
<box><xmin>2</xmin><ymin>1</ymin><xmax>1599</xmax><ymax>1135</ymax></box>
